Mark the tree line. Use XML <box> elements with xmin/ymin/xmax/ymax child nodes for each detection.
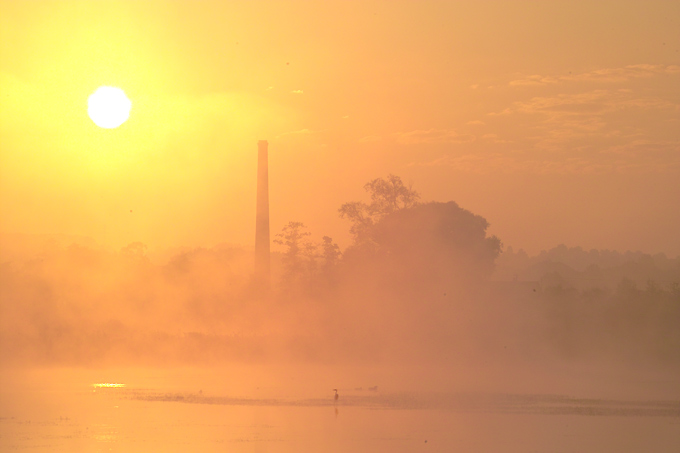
<box><xmin>272</xmin><ymin>174</ymin><xmax>502</xmax><ymax>296</ymax></box>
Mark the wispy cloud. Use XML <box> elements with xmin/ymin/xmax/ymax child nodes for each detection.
<box><xmin>397</xmin><ymin>64</ymin><xmax>678</xmax><ymax>175</ymax></box>
<box><xmin>275</xmin><ymin>128</ymin><xmax>319</xmax><ymax>139</ymax></box>
<box><xmin>512</xmin><ymin>89</ymin><xmax>677</xmax><ymax>122</ymax></box>
<box><xmin>566</xmin><ymin>64</ymin><xmax>680</xmax><ymax>83</ymax></box>
<box><xmin>411</xmin><ymin>146</ymin><xmax>680</xmax><ymax>174</ymax></box>
<box><xmin>503</xmin><ymin>89</ymin><xmax>678</xmax><ymax>154</ymax></box>
<box><xmin>394</xmin><ymin>128</ymin><xmax>475</xmax><ymax>145</ymax></box>
<box><xmin>481</xmin><ymin>133</ymin><xmax>512</xmax><ymax>144</ymax></box>
<box><xmin>358</xmin><ymin>134</ymin><xmax>382</xmax><ymax>143</ymax></box>
<box><xmin>509</xmin><ymin>75</ymin><xmax>559</xmax><ymax>87</ymax></box>
<box><xmin>419</xmin><ymin>79</ymin><xmax>679</xmax><ymax>174</ymax></box>
<box><xmin>410</xmin><ymin>153</ymin><xmax>521</xmax><ymax>174</ymax></box>
<box><xmin>487</xmin><ymin>108</ymin><xmax>513</xmax><ymax>116</ymax></box>
<box><xmin>509</xmin><ymin>64</ymin><xmax>680</xmax><ymax>87</ymax></box>
<box><xmin>291</xmin><ymin>90</ymin><xmax>303</xmax><ymax>94</ymax></box>
<box><xmin>514</xmin><ymin>90</ymin><xmax>613</xmax><ymax>116</ymax></box>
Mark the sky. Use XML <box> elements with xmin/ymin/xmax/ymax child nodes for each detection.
<box><xmin>1</xmin><ymin>0</ymin><xmax>679</xmax><ymax>257</ymax></box>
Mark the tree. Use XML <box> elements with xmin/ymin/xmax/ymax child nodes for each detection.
<box><xmin>320</xmin><ymin>236</ymin><xmax>341</xmax><ymax>284</ymax></box>
<box><xmin>274</xmin><ymin>222</ymin><xmax>314</xmax><ymax>284</ymax></box>
<box><xmin>342</xmin><ymin>201</ymin><xmax>502</xmax><ymax>288</ymax></box>
<box><xmin>321</xmin><ymin>236</ymin><xmax>341</xmax><ymax>270</ymax></box>
<box><xmin>121</xmin><ymin>242</ymin><xmax>148</xmax><ymax>260</ymax></box>
<box><xmin>339</xmin><ymin>174</ymin><xmax>419</xmax><ymax>242</ymax></box>
<box><xmin>375</xmin><ymin>201</ymin><xmax>501</xmax><ymax>277</ymax></box>
<box><xmin>339</xmin><ymin>176</ymin><xmax>501</xmax><ymax>286</ymax></box>
<box><xmin>273</xmin><ymin>223</ymin><xmax>342</xmax><ymax>294</ymax></box>
<box><xmin>364</xmin><ymin>174</ymin><xmax>420</xmax><ymax>215</ymax></box>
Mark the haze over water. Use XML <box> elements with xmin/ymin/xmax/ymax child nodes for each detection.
<box><xmin>1</xmin><ymin>1</ymin><xmax>679</xmax><ymax>452</ymax></box>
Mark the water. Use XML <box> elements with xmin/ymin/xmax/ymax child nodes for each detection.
<box><xmin>1</xmin><ymin>365</ymin><xmax>679</xmax><ymax>452</ymax></box>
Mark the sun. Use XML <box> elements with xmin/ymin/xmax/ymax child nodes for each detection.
<box><xmin>88</xmin><ymin>86</ymin><xmax>132</xmax><ymax>129</ymax></box>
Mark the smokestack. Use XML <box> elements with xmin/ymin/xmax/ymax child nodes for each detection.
<box><xmin>255</xmin><ymin>140</ymin><xmax>270</xmax><ymax>284</ymax></box>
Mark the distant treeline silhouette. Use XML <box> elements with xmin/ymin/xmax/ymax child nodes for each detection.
<box><xmin>0</xmin><ymin>175</ymin><xmax>678</xmax><ymax>365</ymax></box>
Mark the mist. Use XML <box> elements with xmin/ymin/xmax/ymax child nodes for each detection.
<box><xmin>2</xmin><ymin>1</ymin><xmax>680</xmax><ymax>450</ymax></box>
<box><xmin>2</xmin><ymin>177</ymin><xmax>680</xmax><ymax>451</ymax></box>
<box><xmin>2</xmin><ymin>176</ymin><xmax>678</xmax><ymax>377</ymax></box>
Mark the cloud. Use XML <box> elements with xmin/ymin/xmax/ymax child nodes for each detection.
<box><xmin>481</xmin><ymin>133</ymin><xmax>512</xmax><ymax>144</ymax></box>
<box><xmin>501</xmin><ymin>88</ymin><xmax>678</xmax><ymax>156</ymax></box>
<box><xmin>411</xmin><ymin>85</ymin><xmax>679</xmax><ymax>174</ymax></box>
<box><xmin>487</xmin><ymin>108</ymin><xmax>512</xmax><ymax>116</ymax></box>
<box><xmin>514</xmin><ymin>90</ymin><xmax>613</xmax><ymax>116</ymax></box>
<box><xmin>291</xmin><ymin>90</ymin><xmax>303</xmax><ymax>94</ymax></box>
<box><xmin>490</xmin><ymin>88</ymin><xmax>677</xmax><ymax>131</ymax></box>
<box><xmin>394</xmin><ymin>128</ymin><xmax>475</xmax><ymax>145</ymax></box>
<box><xmin>416</xmin><ymin>65</ymin><xmax>680</xmax><ymax>175</ymax></box>
<box><xmin>511</xmin><ymin>90</ymin><xmax>677</xmax><ymax>125</ymax></box>
<box><xmin>358</xmin><ymin>134</ymin><xmax>382</xmax><ymax>143</ymax></box>
<box><xmin>603</xmin><ymin>139</ymin><xmax>680</xmax><ymax>166</ymax></box>
<box><xmin>566</xmin><ymin>64</ymin><xmax>680</xmax><ymax>83</ymax></box>
<box><xmin>411</xmin><ymin>145</ymin><xmax>680</xmax><ymax>174</ymax></box>
<box><xmin>410</xmin><ymin>153</ymin><xmax>522</xmax><ymax>174</ymax></box>
<box><xmin>509</xmin><ymin>64</ymin><xmax>680</xmax><ymax>87</ymax></box>
<box><xmin>275</xmin><ymin>128</ymin><xmax>319</xmax><ymax>139</ymax></box>
<box><xmin>360</xmin><ymin>128</ymin><xmax>491</xmax><ymax>146</ymax></box>
<box><xmin>509</xmin><ymin>75</ymin><xmax>559</xmax><ymax>87</ymax></box>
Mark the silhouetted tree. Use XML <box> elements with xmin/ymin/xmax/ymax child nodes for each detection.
<box><xmin>274</xmin><ymin>222</ymin><xmax>312</xmax><ymax>281</ymax></box>
<box><xmin>339</xmin><ymin>176</ymin><xmax>501</xmax><ymax>292</ymax></box>
<box><xmin>274</xmin><ymin>222</ymin><xmax>329</xmax><ymax>295</ymax></box>
<box><xmin>364</xmin><ymin>174</ymin><xmax>420</xmax><ymax>215</ymax></box>
<box><xmin>339</xmin><ymin>199</ymin><xmax>503</xmax><ymax>311</ymax></box>
<box><xmin>273</xmin><ymin>222</ymin><xmax>343</xmax><ymax>295</ymax></box>
<box><xmin>321</xmin><ymin>236</ymin><xmax>341</xmax><ymax>270</ymax></box>
<box><xmin>320</xmin><ymin>236</ymin><xmax>341</xmax><ymax>285</ymax></box>
<box><xmin>120</xmin><ymin>242</ymin><xmax>148</xmax><ymax>260</ymax></box>
<box><xmin>370</xmin><ymin>201</ymin><xmax>502</xmax><ymax>281</ymax></box>
<box><xmin>339</xmin><ymin>174</ymin><xmax>419</xmax><ymax>243</ymax></box>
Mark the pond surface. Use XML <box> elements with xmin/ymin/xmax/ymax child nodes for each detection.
<box><xmin>1</xmin><ymin>365</ymin><xmax>679</xmax><ymax>452</ymax></box>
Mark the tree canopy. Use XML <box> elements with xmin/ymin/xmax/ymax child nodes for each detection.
<box><xmin>343</xmin><ymin>201</ymin><xmax>502</xmax><ymax>285</ymax></box>
<box><xmin>338</xmin><ymin>176</ymin><xmax>501</xmax><ymax>289</ymax></box>
<box><xmin>339</xmin><ymin>174</ymin><xmax>419</xmax><ymax>243</ymax></box>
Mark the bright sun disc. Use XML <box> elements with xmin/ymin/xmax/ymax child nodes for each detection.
<box><xmin>88</xmin><ymin>86</ymin><xmax>131</xmax><ymax>129</ymax></box>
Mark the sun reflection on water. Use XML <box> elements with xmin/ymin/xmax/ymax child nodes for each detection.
<box><xmin>92</xmin><ymin>383</ymin><xmax>126</xmax><ymax>388</ymax></box>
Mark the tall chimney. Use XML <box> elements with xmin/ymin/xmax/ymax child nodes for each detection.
<box><xmin>255</xmin><ymin>140</ymin><xmax>270</xmax><ymax>283</ymax></box>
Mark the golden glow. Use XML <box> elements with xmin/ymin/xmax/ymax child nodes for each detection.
<box><xmin>93</xmin><ymin>383</ymin><xmax>126</xmax><ymax>388</ymax></box>
<box><xmin>0</xmin><ymin>0</ymin><xmax>678</xmax><ymax>255</ymax></box>
<box><xmin>87</xmin><ymin>86</ymin><xmax>131</xmax><ymax>129</ymax></box>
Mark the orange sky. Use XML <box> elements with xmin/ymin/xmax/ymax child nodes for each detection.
<box><xmin>1</xmin><ymin>0</ymin><xmax>679</xmax><ymax>256</ymax></box>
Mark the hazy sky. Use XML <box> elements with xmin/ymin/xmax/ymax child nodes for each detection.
<box><xmin>1</xmin><ymin>0</ymin><xmax>678</xmax><ymax>256</ymax></box>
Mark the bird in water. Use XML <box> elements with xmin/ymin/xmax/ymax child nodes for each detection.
<box><xmin>333</xmin><ymin>389</ymin><xmax>339</xmax><ymax>402</ymax></box>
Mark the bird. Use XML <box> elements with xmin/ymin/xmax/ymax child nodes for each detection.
<box><xmin>333</xmin><ymin>389</ymin><xmax>339</xmax><ymax>402</ymax></box>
